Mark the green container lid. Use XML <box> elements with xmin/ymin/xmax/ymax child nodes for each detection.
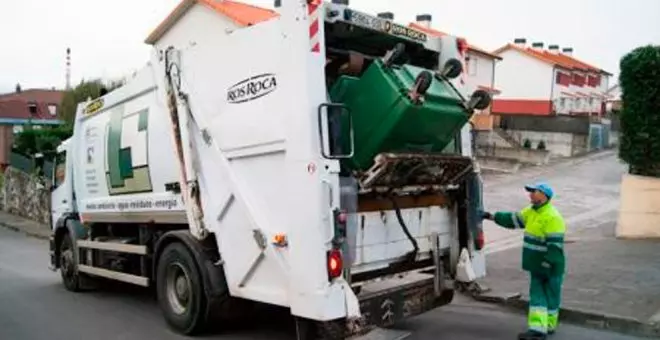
<box><xmin>330</xmin><ymin>60</ymin><xmax>470</xmax><ymax>171</ymax></box>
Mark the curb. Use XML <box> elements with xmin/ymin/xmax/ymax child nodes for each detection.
<box><xmin>472</xmin><ymin>292</ymin><xmax>660</xmax><ymax>338</ymax></box>
<box><xmin>0</xmin><ymin>221</ymin><xmax>50</xmax><ymax>240</ymax></box>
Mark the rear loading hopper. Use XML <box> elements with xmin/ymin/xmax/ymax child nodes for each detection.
<box><xmin>330</xmin><ymin>56</ymin><xmax>470</xmax><ymax>173</ymax></box>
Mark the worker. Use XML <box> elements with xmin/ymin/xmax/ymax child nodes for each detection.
<box><xmin>482</xmin><ymin>182</ymin><xmax>566</xmax><ymax>340</ymax></box>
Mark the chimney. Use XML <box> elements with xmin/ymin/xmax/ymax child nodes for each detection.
<box><xmin>377</xmin><ymin>12</ymin><xmax>394</xmax><ymax>20</ymax></box>
<box><xmin>562</xmin><ymin>47</ymin><xmax>574</xmax><ymax>56</ymax></box>
<box><xmin>548</xmin><ymin>45</ymin><xmax>560</xmax><ymax>54</ymax></box>
<box><xmin>274</xmin><ymin>0</ymin><xmax>280</xmax><ymax>7</ymax></box>
<box><xmin>513</xmin><ymin>38</ymin><xmax>526</xmax><ymax>48</ymax></box>
<box><xmin>415</xmin><ymin>14</ymin><xmax>432</xmax><ymax>28</ymax></box>
<box><xmin>531</xmin><ymin>42</ymin><xmax>544</xmax><ymax>51</ymax></box>
<box><xmin>331</xmin><ymin>0</ymin><xmax>349</xmax><ymax>5</ymax></box>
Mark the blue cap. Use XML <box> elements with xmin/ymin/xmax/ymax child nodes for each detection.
<box><xmin>524</xmin><ymin>182</ymin><xmax>554</xmax><ymax>199</ymax></box>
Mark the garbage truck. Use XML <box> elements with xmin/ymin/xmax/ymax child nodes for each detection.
<box><xmin>48</xmin><ymin>0</ymin><xmax>491</xmax><ymax>338</ymax></box>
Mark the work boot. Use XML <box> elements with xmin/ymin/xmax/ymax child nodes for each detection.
<box><xmin>517</xmin><ymin>330</ymin><xmax>547</xmax><ymax>340</ymax></box>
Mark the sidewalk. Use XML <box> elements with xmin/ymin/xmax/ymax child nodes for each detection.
<box><xmin>476</xmin><ymin>221</ymin><xmax>660</xmax><ymax>338</ymax></box>
<box><xmin>0</xmin><ymin>210</ymin><xmax>50</xmax><ymax>239</ymax></box>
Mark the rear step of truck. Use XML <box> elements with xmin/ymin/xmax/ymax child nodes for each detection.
<box><xmin>358</xmin><ymin>153</ymin><xmax>474</xmax><ymax>193</ymax></box>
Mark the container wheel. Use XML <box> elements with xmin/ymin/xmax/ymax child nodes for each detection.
<box><xmin>157</xmin><ymin>242</ymin><xmax>208</xmax><ymax>335</ymax></box>
<box><xmin>59</xmin><ymin>232</ymin><xmax>89</xmax><ymax>292</ymax></box>
<box><xmin>471</xmin><ymin>89</ymin><xmax>492</xmax><ymax>110</ymax></box>
<box><xmin>383</xmin><ymin>43</ymin><xmax>406</xmax><ymax>67</ymax></box>
<box><xmin>414</xmin><ymin>71</ymin><xmax>433</xmax><ymax>96</ymax></box>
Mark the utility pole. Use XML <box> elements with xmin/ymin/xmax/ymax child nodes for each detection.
<box><xmin>66</xmin><ymin>48</ymin><xmax>71</xmax><ymax>90</ymax></box>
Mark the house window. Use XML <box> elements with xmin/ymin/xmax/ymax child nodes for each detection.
<box><xmin>560</xmin><ymin>98</ymin><xmax>566</xmax><ymax>108</ymax></box>
<box><xmin>48</xmin><ymin>104</ymin><xmax>57</xmax><ymax>116</ymax></box>
<box><xmin>28</xmin><ymin>102</ymin><xmax>38</xmax><ymax>114</ymax></box>
<box><xmin>467</xmin><ymin>56</ymin><xmax>477</xmax><ymax>76</ymax></box>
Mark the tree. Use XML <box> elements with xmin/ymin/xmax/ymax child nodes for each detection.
<box><xmin>60</xmin><ymin>78</ymin><xmax>124</xmax><ymax>126</ymax></box>
<box><xmin>12</xmin><ymin>78</ymin><xmax>124</xmax><ymax>161</ymax></box>
<box><xmin>618</xmin><ymin>45</ymin><xmax>660</xmax><ymax>177</ymax></box>
<box><xmin>15</xmin><ymin>83</ymin><xmax>21</xmax><ymax>93</ymax></box>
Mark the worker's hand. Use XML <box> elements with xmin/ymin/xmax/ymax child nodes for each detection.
<box><xmin>481</xmin><ymin>211</ymin><xmax>493</xmax><ymax>220</ymax></box>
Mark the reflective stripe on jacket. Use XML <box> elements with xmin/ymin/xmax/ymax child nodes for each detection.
<box><xmin>494</xmin><ymin>202</ymin><xmax>566</xmax><ymax>276</ymax></box>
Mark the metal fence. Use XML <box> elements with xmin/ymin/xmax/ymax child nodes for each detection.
<box><xmin>9</xmin><ymin>152</ymin><xmax>53</xmax><ymax>177</ymax></box>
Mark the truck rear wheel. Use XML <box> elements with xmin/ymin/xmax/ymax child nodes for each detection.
<box><xmin>157</xmin><ymin>242</ymin><xmax>208</xmax><ymax>335</ymax></box>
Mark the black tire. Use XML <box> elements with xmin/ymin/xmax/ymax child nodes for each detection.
<box><xmin>414</xmin><ymin>71</ymin><xmax>433</xmax><ymax>96</ymax></box>
<box><xmin>156</xmin><ymin>242</ymin><xmax>208</xmax><ymax>335</ymax></box>
<box><xmin>471</xmin><ymin>89</ymin><xmax>492</xmax><ymax>110</ymax></box>
<box><xmin>442</xmin><ymin>58</ymin><xmax>463</xmax><ymax>79</ymax></box>
<box><xmin>59</xmin><ymin>232</ymin><xmax>85</xmax><ymax>292</ymax></box>
<box><xmin>383</xmin><ymin>43</ymin><xmax>406</xmax><ymax>67</ymax></box>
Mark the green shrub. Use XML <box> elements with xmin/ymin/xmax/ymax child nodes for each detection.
<box><xmin>523</xmin><ymin>139</ymin><xmax>532</xmax><ymax>149</ymax></box>
<box><xmin>618</xmin><ymin>45</ymin><xmax>660</xmax><ymax>177</ymax></box>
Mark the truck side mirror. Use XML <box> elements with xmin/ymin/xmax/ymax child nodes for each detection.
<box><xmin>317</xmin><ymin>103</ymin><xmax>354</xmax><ymax>159</ymax></box>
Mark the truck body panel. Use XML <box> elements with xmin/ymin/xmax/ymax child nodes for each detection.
<box><xmin>49</xmin><ymin>1</ymin><xmax>489</xmax><ymax>336</ymax></box>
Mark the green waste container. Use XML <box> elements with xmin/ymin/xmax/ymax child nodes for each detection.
<box><xmin>329</xmin><ymin>60</ymin><xmax>470</xmax><ymax>171</ymax></box>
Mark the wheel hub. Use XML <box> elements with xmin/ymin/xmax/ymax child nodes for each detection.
<box><xmin>166</xmin><ymin>263</ymin><xmax>192</xmax><ymax>315</ymax></box>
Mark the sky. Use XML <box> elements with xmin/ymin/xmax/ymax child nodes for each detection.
<box><xmin>1</xmin><ymin>0</ymin><xmax>659</xmax><ymax>93</ymax></box>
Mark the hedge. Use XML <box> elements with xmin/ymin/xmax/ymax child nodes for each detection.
<box><xmin>618</xmin><ymin>45</ymin><xmax>660</xmax><ymax>177</ymax></box>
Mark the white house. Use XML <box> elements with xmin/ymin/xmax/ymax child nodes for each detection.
<box><xmin>491</xmin><ymin>38</ymin><xmax>612</xmax><ymax>117</ymax></box>
<box><xmin>408</xmin><ymin>14</ymin><xmax>502</xmax><ymax>131</ymax></box>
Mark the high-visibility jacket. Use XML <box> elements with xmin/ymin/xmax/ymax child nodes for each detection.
<box><xmin>494</xmin><ymin>202</ymin><xmax>566</xmax><ymax>276</ymax></box>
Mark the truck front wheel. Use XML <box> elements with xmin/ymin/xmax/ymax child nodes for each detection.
<box><xmin>59</xmin><ymin>232</ymin><xmax>88</xmax><ymax>292</ymax></box>
<box><xmin>157</xmin><ymin>242</ymin><xmax>208</xmax><ymax>335</ymax></box>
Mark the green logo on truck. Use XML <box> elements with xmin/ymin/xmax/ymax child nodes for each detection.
<box><xmin>105</xmin><ymin>106</ymin><xmax>153</xmax><ymax>195</ymax></box>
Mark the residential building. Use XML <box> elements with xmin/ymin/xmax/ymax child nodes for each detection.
<box><xmin>408</xmin><ymin>15</ymin><xmax>502</xmax><ymax>131</ymax></box>
<box><xmin>605</xmin><ymin>84</ymin><xmax>622</xmax><ymax>113</ymax></box>
<box><xmin>492</xmin><ymin>39</ymin><xmax>612</xmax><ymax>117</ymax></box>
<box><xmin>0</xmin><ymin>89</ymin><xmax>65</xmax><ymax>170</ymax></box>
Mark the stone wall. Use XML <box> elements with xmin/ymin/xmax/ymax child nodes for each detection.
<box><xmin>2</xmin><ymin>167</ymin><xmax>51</xmax><ymax>225</ymax></box>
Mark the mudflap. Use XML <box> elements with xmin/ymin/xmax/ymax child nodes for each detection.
<box><xmin>347</xmin><ymin>273</ymin><xmax>454</xmax><ymax>338</ymax></box>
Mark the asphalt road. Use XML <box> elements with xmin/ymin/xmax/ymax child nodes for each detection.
<box><xmin>0</xmin><ymin>226</ymin><xmax>642</xmax><ymax>340</ymax></box>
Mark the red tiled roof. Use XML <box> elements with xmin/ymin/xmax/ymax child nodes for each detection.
<box><xmin>493</xmin><ymin>44</ymin><xmax>609</xmax><ymax>75</ymax></box>
<box><xmin>492</xmin><ymin>99</ymin><xmax>553</xmax><ymax>116</ymax></box>
<box><xmin>145</xmin><ymin>0</ymin><xmax>278</xmax><ymax>44</ymax></box>
<box><xmin>408</xmin><ymin>23</ymin><xmax>502</xmax><ymax>60</ymax></box>
<box><xmin>0</xmin><ymin>89</ymin><xmax>65</xmax><ymax>121</ymax></box>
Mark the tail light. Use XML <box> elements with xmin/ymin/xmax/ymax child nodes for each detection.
<box><xmin>475</xmin><ymin>229</ymin><xmax>485</xmax><ymax>251</ymax></box>
<box><xmin>327</xmin><ymin>249</ymin><xmax>343</xmax><ymax>279</ymax></box>
<box><xmin>457</xmin><ymin>38</ymin><xmax>468</xmax><ymax>55</ymax></box>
